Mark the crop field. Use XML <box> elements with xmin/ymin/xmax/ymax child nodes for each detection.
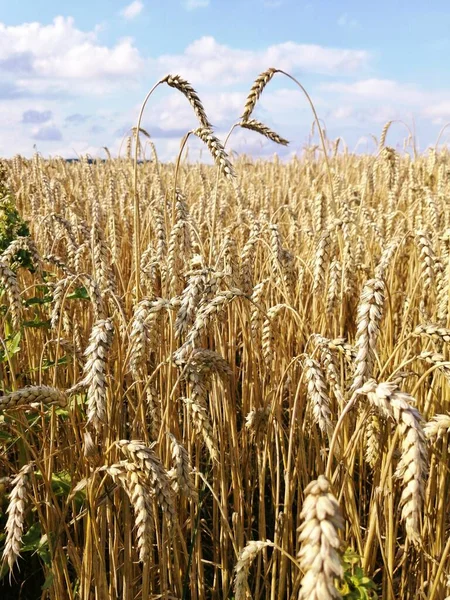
<box><xmin>1</xmin><ymin>71</ymin><xmax>450</xmax><ymax>600</ymax></box>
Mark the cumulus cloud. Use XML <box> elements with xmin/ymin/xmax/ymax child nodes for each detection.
<box><xmin>154</xmin><ymin>36</ymin><xmax>370</xmax><ymax>84</ymax></box>
<box><xmin>423</xmin><ymin>102</ymin><xmax>450</xmax><ymax>120</ymax></box>
<box><xmin>32</xmin><ymin>125</ymin><xmax>63</xmax><ymax>141</ymax></box>
<box><xmin>120</xmin><ymin>1</ymin><xmax>144</xmax><ymax>20</ymax></box>
<box><xmin>184</xmin><ymin>0</ymin><xmax>210</xmax><ymax>9</ymax></box>
<box><xmin>321</xmin><ymin>79</ymin><xmax>426</xmax><ymax>105</ymax></box>
<box><xmin>0</xmin><ymin>17</ymin><xmax>144</xmax><ymax>95</ymax></box>
<box><xmin>22</xmin><ymin>109</ymin><xmax>53</xmax><ymax>124</ymax></box>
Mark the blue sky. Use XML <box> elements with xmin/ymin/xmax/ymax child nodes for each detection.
<box><xmin>0</xmin><ymin>0</ymin><xmax>449</xmax><ymax>159</ymax></box>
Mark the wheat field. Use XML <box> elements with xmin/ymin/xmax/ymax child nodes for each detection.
<box><xmin>1</xmin><ymin>70</ymin><xmax>450</xmax><ymax>600</ymax></box>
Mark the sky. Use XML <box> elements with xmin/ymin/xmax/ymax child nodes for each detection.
<box><xmin>0</xmin><ymin>0</ymin><xmax>449</xmax><ymax>160</ymax></box>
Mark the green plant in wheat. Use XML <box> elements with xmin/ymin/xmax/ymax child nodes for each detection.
<box><xmin>339</xmin><ymin>549</ymin><xmax>378</xmax><ymax>599</ymax></box>
<box><xmin>0</xmin><ymin>162</ymin><xmax>36</xmax><ymax>279</ymax></box>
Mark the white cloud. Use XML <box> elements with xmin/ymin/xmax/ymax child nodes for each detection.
<box><xmin>184</xmin><ymin>0</ymin><xmax>210</xmax><ymax>9</ymax></box>
<box><xmin>320</xmin><ymin>79</ymin><xmax>427</xmax><ymax>105</ymax></box>
<box><xmin>423</xmin><ymin>102</ymin><xmax>450</xmax><ymax>120</ymax></box>
<box><xmin>1</xmin><ymin>16</ymin><xmax>449</xmax><ymax>159</ymax></box>
<box><xmin>318</xmin><ymin>78</ymin><xmax>450</xmax><ymax>136</ymax></box>
<box><xmin>337</xmin><ymin>14</ymin><xmax>359</xmax><ymax>28</ymax></box>
<box><xmin>120</xmin><ymin>1</ymin><xmax>144</xmax><ymax>20</ymax></box>
<box><xmin>154</xmin><ymin>36</ymin><xmax>370</xmax><ymax>84</ymax></box>
<box><xmin>0</xmin><ymin>17</ymin><xmax>144</xmax><ymax>94</ymax></box>
<box><xmin>264</xmin><ymin>0</ymin><xmax>283</xmax><ymax>7</ymax></box>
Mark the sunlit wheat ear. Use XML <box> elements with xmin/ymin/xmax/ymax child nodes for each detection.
<box><xmin>413</xmin><ymin>323</ymin><xmax>450</xmax><ymax>343</ymax></box>
<box><xmin>129</xmin><ymin>298</ymin><xmax>152</xmax><ymax>376</ymax></box>
<box><xmin>44</xmin><ymin>254</ymin><xmax>72</xmax><ymax>275</ymax></box>
<box><xmin>234</xmin><ymin>540</ymin><xmax>274</xmax><ymax>600</ymax></box>
<box><xmin>374</xmin><ymin>236</ymin><xmax>401</xmax><ymax>280</ymax></box>
<box><xmin>312</xmin><ymin>338</ymin><xmax>344</xmax><ymax>407</ymax></box>
<box><xmin>350</xmin><ymin>278</ymin><xmax>385</xmax><ymax>393</ymax></box>
<box><xmin>2</xmin><ymin>463</ymin><xmax>33</xmax><ymax>572</ymax></box>
<box><xmin>0</xmin><ymin>261</ymin><xmax>22</xmax><ymax>329</ymax></box>
<box><xmin>262</xmin><ymin>304</ymin><xmax>285</xmax><ymax>366</ymax></box>
<box><xmin>416</xmin><ymin>230</ymin><xmax>436</xmax><ymax>315</ymax></box>
<box><xmin>239</xmin><ymin>119</ymin><xmax>289</xmax><ymax>146</ymax></box>
<box><xmin>364</xmin><ymin>412</ymin><xmax>383</xmax><ymax>468</ymax></box>
<box><xmin>182</xmin><ymin>396</ymin><xmax>219</xmax><ymax>461</ymax></box>
<box><xmin>167</xmin><ymin>433</ymin><xmax>197</xmax><ymax>501</ymax></box>
<box><xmin>175</xmin><ymin>269</ymin><xmax>208</xmax><ymax>338</ymax></box>
<box><xmin>240</xmin><ymin>222</ymin><xmax>261</xmax><ymax>294</ymax></box>
<box><xmin>313</xmin><ymin>229</ymin><xmax>332</xmax><ymax>295</ymax></box>
<box><xmin>116</xmin><ymin>440</ymin><xmax>176</xmax><ymax>523</ymax></box>
<box><xmin>176</xmin><ymin>289</ymin><xmax>245</xmax><ymax>359</ymax></box>
<box><xmin>77</xmin><ymin>318</ymin><xmax>114</xmax><ymax>430</ymax></box>
<box><xmin>424</xmin><ymin>414</ymin><xmax>450</xmax><ymax>442</ymax></box>
<box><xmin>192</xmin><ymin>127</ymin><xmax>235</xmax><ymax>180</ymax></box>
<box><xmin>297</xmin><ymin>475</ymin><xmax>344</xmax><ymax>600</ymax></box>
<box><xmin>418</xmin><ymin>351</ymin><xmax>450</xmax><ymax>384</ymax></box>
<box><xmin>162</xmin><ymin>74</ymin><xmax>211</xmax><ymax>128</ymax></box>
<box><xmin>379</xmin><ymin>120</ymin><xmax>393</xmax><ymax>151</ymax></box>
<box><xmin>245</xmin><ymin>405</ymin><xmax>271</xmax><ymax>441</ymax></box>
<box><xmin>1</xmin><ymin>236</ymin><xmax>42</xmax><ymax>273</ymax></box>
<box><xmin>105</xmin><ymin>462</ymin><xmax>153</xmax><ymax>562</ymax></box>
<box><xmin>0</xmin><ymin>386</ymin><xmax>67</xmax><ymax>411</ymax></box>
<box><xmin>241</xmin><ymin>67</ymin><xmax>277</xmax><ymax>121</ymax></box>
<box><xmin>304</xmin><ymin>356</ymin><xmax>333</xmax><ymax>441</ymax></box>
<box><xmin>326</xmin><ymin>259</ymin><xmax>341</xmax><ymax>315</ymax></box>
<box><xmin>357</xmin><ymin>379</ymin><xmax>427</xmax><ymax>543</ymax></box>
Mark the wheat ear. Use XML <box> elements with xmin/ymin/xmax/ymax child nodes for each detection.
<box><xmin>241</xmin><ymin>68</ymin><xmax>277</xmax><ymax>121</ymax></box>
<box><xmin>297</xmin><ymin>475</ymin><xmax>344</xmax><ymax>600</ymax></box>
<box><xmin>2</xmin><ymin>463</ymin><xmax>33</xmax><ymax>572</ymax></box>
<box><xmin>0</xmin><ymin>386</ymin><xmax>67</xmax><ymax>411</ymax></box>
<box><xmin>162</xmin><ymin>74</ymin><xmax>211</xmax><ymax>128</ymax></box>
<box><xmin>357</xmin><ymin>379</ymin><xmax>427</xmax><ymax>543</ymax></box>
<box><xmin>239</xmin><ymin>119</ymin><xmax>289</xmax><ymax>146</ymax></box>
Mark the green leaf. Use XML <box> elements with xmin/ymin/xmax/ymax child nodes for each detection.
<box><xmin>42</xmin><ymin>356</ymin><xmax>68</xmax><ymax>370</ymax></box>
<box><xmin>21</xmin><ymin>522</ymin><xmax>42</xmax><ymax>552</ymax></box>
<box><xmin>51</xmin><ymin>471</ymin><xmax>72</xmax><ymax>496</ymax></box>
<box><xmin>42</xmin><ymin>571</ymin><xmax>55</xmax><ymax>591</ymax></box>
<box><xmin>23</xmin><ymin>317</ymin><xmax>51</xmax><ymax>329</ymax></box>
<box><xmin>67</xmin><ymin>286</ymin><xmax>89</xmax><ymax>300</ymax></box>
<box><xmin>7</xmin><ymin>331</ymin><xmax>21</xmax><ymax>355</ymax></box>
<box><xmin>24</xmin><ymin>295</ymin><xmax>53</xmax><ymax>307</ymax></box>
